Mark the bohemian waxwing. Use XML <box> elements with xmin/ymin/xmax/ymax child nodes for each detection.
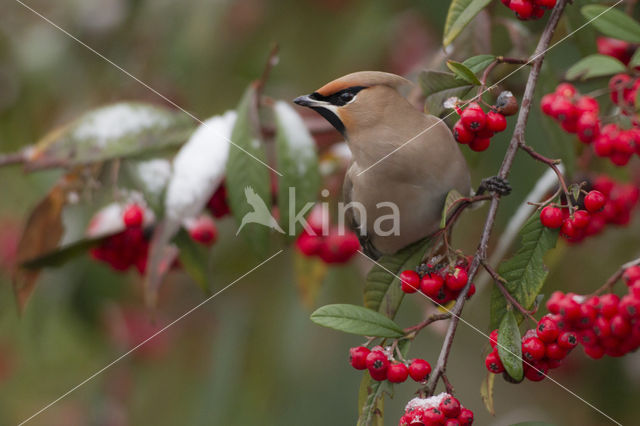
<box><xmin>294</xmin><ymin>71</ymin><xmax>471</xmax><ymax>258</ymax></box>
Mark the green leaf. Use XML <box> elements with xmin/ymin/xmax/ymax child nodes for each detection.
<box><xmin>21</xmin><ymin>236</ymin><xmax>104</xmax><ymax>269</ymax></box>
<box><xmin>273</xmin><ymin>101</ymin><xmax>320</xmax><ymax>238</ymax></box>
<box><xmin>418</xmin><ymin>70</ymin><xmax>470</xmax><ymax>98</ymax></box>
<box><xmin>490</xmin><ymin>215</ymin><xmax>559</xmax><ymax>329</ymax></box>
<box><xmin>25</xmin><ymin>103</ymin><xmax>195</xmax><ymax>171</ymax></box>
<box><xmin>365</xmin><ymin>237</ymin><xmax>435</xmax><ymax>318</ymax></box>
<box><xmin>443</xmin><ymin>0</ymin><xmax>492</xmax><ymax>47</ymax></box>
<box><xmin>498</xmin><ymin>309</ymin><xmax>524</xmax><ymax>382</ymax></box>
<box><xmin>357</xmin><ymin>340</ymin><xmax>409</xmax><ymax>426</ymax></box>
<box><xmin>174</xmin><ymin>229</ymin><xmax>211</xmax><ymax>294</ymax></box>
<box><xmin>565</xmin><ymin>54</ymin><xmax>627</xmax><ymax>81</ymax></box>
<box><xmin>226</xmin><ymin>86</ymin><xmax>272</xmax><ymax>255</ymax></box>
<box><xmin>463</xmin><ymin>54</ymin><xmax>496</xmax><ymax>75</ymax></box>
<box><xmin>310</xmin><ymin>304</ymin><xmax>405</xmax><ymax>338</ymax></box>
<box><xmin>446</xmin><ymin>60</ymin><xmax>481</xmax><ymax>85</ymax></box>
<box><xmin>480</xmin><ymin>371</ymin><xmax>496</xmax><ymax>415</ymax></box>
<box><xmin>630</xmin><ymin>49</ymin><xmax>640</xmax><ymax>68</ymax></box>
<box><xmin>440</xmin><ymin>189</ymin><xmax>465</xmax><ymax>229</ymax></box>
<box><xmin>581</xmin><ymin>5</ymin><xmax>640</xmax><ymax>44</ymax></box>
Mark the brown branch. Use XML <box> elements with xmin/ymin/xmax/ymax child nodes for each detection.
<box><xmin>483</xmin><ymin>261</ymin><xmax>537</xmax><ymax>321</ymax></box>
<box><xmin>403</xmin><ymin>313</ymin><xmax>452</xmax><ymax>337</ymax></box>
<box><xmin>592</xmin><ymin>256</ymin><xmax>640</xmax><ymax>296</ymax></box>
<box><xmin>425</xmin><ymin>0</ymin><xmax>569</xmax><ymax>396</ymax></box>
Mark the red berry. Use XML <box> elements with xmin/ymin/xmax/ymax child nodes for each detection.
<box><xmin>387</xmin><ymin>362</ymin><xmax>409</xmax><ymax>383</ymax></box>
<box><xmin>598</xmin><ymin>37</ymin><xmax>634</xmax><ymax>65</ymax></box>
<box><xmin>540</xmin><ymin>206</ymin><xmax>563</xmax><ymax>228</ymax></box>
<box><xmin>593</xmin><ymin>316</ymin><xmax>611</xmax><ymax>338</ymax></box>
<box><xmin>594</xmin><ymin>133</ymin><xmax>614</xmax><ymax>157</ymax></box>
<box><xmin>439</xmin><ymin>395</ymin><xmax>461</xmax><ymax>418</ymax></box>
<box><xmin>579</xmin><ymin>329</ymin><xmax>598</xmax><ymax>347</ymax></box>
<box><xmin>489</xmin><ymin>329</ymin><xmax>499</xmax><ymax>348</ymax></box>
<box><xmin>511</xmin><ymin>0</ymin><xmax>534</xmax><ymax>19</ymax></box>
<box><xmin>445</xmin><ymin>267</ymin><xmax>468</xmax><ymax>291</ymax></box>
<box><xmin>575</xmin><ymin>95</ymin><xmax>599</xmax><ymax>115</ymax></box>
<box><xmin>469</xmin><ymin>137</ymin><xmax>491</xmax><ymax>152</ymax></box>
<box><xmin>600</xmin><ymin>294</ymin><xmax>620</xmax><ymax>318</ymax></box>
<box><xmin>576</xmin><ymin>303</ymin><xmax>598</xmax><ymax>328</ymax></box>
<box><xmin>610</xmin><ymin>315</ymin><xmax>631</xmax><ymax>338</ymax></box>
<box><xmin>614</xmin><ymin>131</ymin><xmax>636</xmax><ymax>155</ymax></box>
<box><xmin>537</xmin><ymin>317</ymin><xmax>560</xmax><ymax>343</ymax></box>
<box><xmin>576</xmin><ymin>112</ymin><xmax>599</xmax><ymax>144</ymax></box>
<box><xmin>424</xmin><ymin>407</ymin><xmax>445</xmax><ymax>424</ymax></box>
<box><xmin>572</xmin><ymin>210</ymin><xmax>590</xmax><ymax>228</ymax></box>
<box><xmin>466</xmin><ymin>283</ymin><xmax>476</xmax><ymax>299</ymax></box>
<box><xmin>445</xmin><ymin>419</ymin><xmax>461</xmax><ymax>426</ymax></box>
<box><xmin>400</xmin><ymin>270</ymin><xmax>420</xmax><ymax>294</ymax></box>
<box><xmin>420</xmin><ymin>273</ymin><xmax>444</xmax><ymax>298</ymax></box>
<box><xmin>458</xmin><ymin>408</ymin><xmax>474</xmax><ymax>425</ymax></box>
<box><xmin>557</xmin><ymin>331</ymin><xmax>578</xmax><ymax>349</ymax></box>
<box><xmin>535</xmin><ymin>0</ymin><xmax>557</xmax><ymax>8</ymax></box>
<box><xmin>486</xmin><ymin>111</ymin><xmax>507</xmax><ymax>132</ymax></box>
<box><xmin>453</xmin><ymin>120</ymin><xmax>475</xmax><ymax>144</ymax></box>
<box><xmin>556</xmin><ymin>82</ymin><xmax>577</xmax><ymax>98</ymax></box>
<box><xmin>541</xmin><ymin>93</ymin><xmax>556</xmax><ymax>115</ymax></box>
<box><xmin>485</xmin><ymin>350</ymin><xmax>504</xmax><ymax>374</ymax></box>
<box><xmin>366</xmin><ymin>350</ymin><xmax>389</xmax><ymax>381</ymax></box>
<box><xmin>296</xmin><ymin>232</ymin><xmax>322</xmax><ymax>256</ymax></box>
<box><xmin>550</xmin><ymin>96</ymin><xmax>577</xmax><ymax>122</ymax></box>
<box><xmin>349</xmin><ymin>346</ymin><xmax>370</xmax><ymax>370</ymax></box>
<box><xmin>522</xmin><ymin>336</ymin><xmax>546</xmax><ymax>361</ymax></box>
<box><xmin>188</xmin><ymin>217</ymin><xmax>218</xmax><ymax>245</ymax></box>
<box><xmin>609</xmin><ymin>74</ymin><xmax>632</xmax><ymax>104</ymax></box>
<box><xmin>524</xmin><ymin>360</ymin><xmax>548</xmax><ymax>382</ymax></box>
<box><xmin>584</xmin><ymin>190</ymin><xmax>606</xmax><ymax>213</ymax></box>
<box><xmin>460</xmin><ymin>103</ymin><xmax>486</xmax><ymax>132</ymax></box>
<box><xmin>123</xmin><ymin>205</ymin><xmax>144</xmax><ymax>228</ymax></box>
<box><xmin>619</xmin><ymin>294</ymin><xmax>640</xmax><ymax>319</ymax></box>
<box><xmin>408</xmin><ymin>359</ymin><xmax>431</xmax><ymax>382</ymax></box>
<box><xmin>545</xmin><ymin>342</ymin><xmax>568</xmax><ymax>360</ymax></box>
<box><xmin>584</xmin><ymin>344</ymin><xmax>605</xmax><ymax>359</ymax></box>
<box><xmin>561</xmin><ymin>218</ymin><xmax>583</xmax><ymax>240</ymax></box>
<box><xmin>623</xmin><ymin>265</ymin><xmax>640</xmax><ymax>285</ymax></box>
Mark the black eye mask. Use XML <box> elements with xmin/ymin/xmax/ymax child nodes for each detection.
<box><xmin>309</xmin><ymin>86</ymin><xmax>367</xmax><ymax>107</ymax></box>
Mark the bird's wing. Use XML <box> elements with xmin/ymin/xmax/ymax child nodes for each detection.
<box><xmin>344</xmin><ymin>164</ymin><xmax>382</xmax><ymax>260</ymax></box>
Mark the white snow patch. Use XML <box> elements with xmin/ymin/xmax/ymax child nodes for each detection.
<box><xmin>164</xmin><ymin>110</ymin><xmax>236</xmax><ymax>221</ymax></box>
<box><xmin>73</xmin><ymin>104</ymin><xmax>170</xmax><ymax>148</ymax></box>
<box><xmin>404</xmin><ymin>393</ymin><xmax>449</xmax><ymax>412</ymax></box>
<box><xmin>132</xmin><ymin>158</ymin><xmax>172</xmax><ymax>195</ymax></box>
<box><xmin>274</xmin><ymin>101</ymin><xmax>316</xmax><ymax>175</ymax></box>
<box><xmin>86</xmin><ymin>194</ymin><xmax>155</xmax><ymax>237</ymax></box>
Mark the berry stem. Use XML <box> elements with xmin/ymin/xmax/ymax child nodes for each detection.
<box><xmin>479</xmin><ymin>56</ymin><xmax>530</xmax><ymax>94</ymax></box>
<box><xmin>592</xmin><ymin>256</ymin><xmax>640</xmax><ymax>296</ymax></box>
<box><xmin>520</xmin><ymin>143</ymin><xmax>574</xmax><ymax>211</ymax></box>
<box><xmin>441</xmin><ymin>373</ymin><xmax>455</xmax><ymax>395</ymax></box>
<box><xmin>424</xmin><ymin>0</ymin><xmax>569</xmax><ymax>397</ymax></box>
<box><xmin>482</xmin><ymin>261</ymin><xmax>538</xmax><ymax>322</ymax></box>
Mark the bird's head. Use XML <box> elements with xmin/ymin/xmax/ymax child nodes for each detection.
<box><xmin>293</xmin><ymin>71</ymin><xmax>411</xmax><ymax>138</ymax></box>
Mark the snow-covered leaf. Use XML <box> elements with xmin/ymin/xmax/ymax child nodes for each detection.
<box><xmin>273</xmin><ymin>101</ymin><xmax>320</xmax><ymax>238</ymax></box>
<box><xmin>123</xmin><ymin>158</ymin><xmax>172</xmax><ymax>213</ymax></box>
<box><xmin>25</xmin><ymin>102</ymin><xmax>195</xmax><ymax>170</ymax></box>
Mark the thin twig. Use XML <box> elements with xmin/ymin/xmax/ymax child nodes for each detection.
<box><xmin>403</xmin><ymin>313</ymin><xmax>452</xmax><ymax>337</ymax></box>
<box><xmin>483</xmin><ymin>261</ymin><xmax>537</xmax><ymax>321</ymax></box>
<box><xmin>519</xmin><ymin>144</ymin><xmax>574</xmax><ymax>211</ymax></box>
<box><xmin>592</xmin><ymin>257</ymin><xmax>640</xmax><ymax>296</ymax></box>
<box><xmin>425</xmin><ymin>0</ymin><xmax>569</xmax><ymax>396</ymax></box>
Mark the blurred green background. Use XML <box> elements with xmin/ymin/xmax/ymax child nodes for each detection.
<box><xmin>1</xmin><ymin>0</ymin><xmax>639</xmax><ymax>425</ymax></box>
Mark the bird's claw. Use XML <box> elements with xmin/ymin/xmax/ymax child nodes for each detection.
<box><xmin>479</xmin><ymin>176</ymin><xmax>512</xmax><ymax>196</ymax></box>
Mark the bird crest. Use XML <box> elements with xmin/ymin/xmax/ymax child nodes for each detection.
<box><xmin>236</xmin><ymin>186</ymin><xmax>285</xmax><ymax>235</ymax></box>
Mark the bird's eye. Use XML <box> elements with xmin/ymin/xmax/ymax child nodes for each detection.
<box><xmin>339</xmin><ymin>92</ymin><xmax>355</xmax><ymax>103</ymax></box>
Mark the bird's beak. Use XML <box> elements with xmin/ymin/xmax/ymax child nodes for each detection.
<box><xmin>293</xmin><ymin>94</ymin><xmax>327</xmax><ymax>108</ymax></box>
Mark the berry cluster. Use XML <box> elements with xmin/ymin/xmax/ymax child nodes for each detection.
<box><xmin>485</xmin><ymin>316</ymin><xmax>578</xmax><ymax>383</ymax></box>
<box><xmin>90</xmin><ymin>204</ymin><xmax>150</xmax><ymax>274</ymax></box>
<box><xmin>349</xmin><ymin>346</ymin><xmax>432</xmax><ymax>384</ymax></box>
<box><xmin>295</xmin><ymin>206</ymin><xmax>360</xmax><ymax>264</ymax></box>
<box><xmin>399</xmin><ymin>262</ymin><xmax>476</xmax><ymax>305</ymax></box>
<box><xmin>597</xmin><ymin>37</ymin><xmax>638</xmax><ymax>66</ymax></box>
<box><xmin>593</xmin><ymin>122</ymin><xmax>640</xmax><ymax>166</ymax></box>
<box><xmin>399</xmin><ymin>393</ymin><xmax>474</xmax><ymax>425</ymax></box>
<box><xmin>539</xmin><ymin>176</ymin><xmax>640</xmax><ymax>242</ymax></box>
<box><xmin>609</xmin><ymin>73</ymin><xmax>640</xmax><ymax>117</ymax></box>
<box><xmin>453</xmin><ymin>102</ymin><xmax>508</xmax><ymax>152</ymax></box>
<box><xmin>500</xmin><ymin>0</ymin><xmax>557</xmax><ymax>21</ymax></box>
<box><xmin>547</xmin><ymin>273</ymin><xmax>640</xmax><ymax>359</ymax></box>
<box><xmin>541</xmin><ymin>83</ymin><xmax>600</xmax><ymax>144</ymax></box>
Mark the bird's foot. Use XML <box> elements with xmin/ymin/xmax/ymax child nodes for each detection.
<box><xmin>478</xmin><ymin>176</ymin><xmax>512</xmax><ymax>196</ymax></box>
